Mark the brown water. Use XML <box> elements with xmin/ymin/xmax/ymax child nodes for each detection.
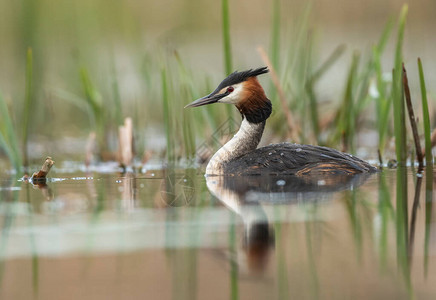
<box><xmin>0</xmin><ymin>167</ymin><xmax>435</xmax><ymax>299</ymax></box>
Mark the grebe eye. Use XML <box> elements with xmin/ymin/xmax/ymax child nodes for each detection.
<box><xmin>227</xmin><ymin>86</ymin><xmax>234</xmax><ymax>93</ymax></box>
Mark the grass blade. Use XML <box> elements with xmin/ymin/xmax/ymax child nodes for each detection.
<box><xmin>306</xmin><ymin>45</ymin><xmax>346</xmax><ymax>143</ymax></box>
<box><xmin>110</xmin><ymin>57</ymin><xmax>123</xmax><ymax>126</ymax></box>
<box><xmin>161</xmin><ymin>68</ymin><xmax>174</xmax><ymax>163</ymax></box>
<box><xmin>418</xmin><ymin>58</ymin><xmax>432</xmax><ymax>165</ymax></box>
<box><xmin>310</xmin><ymin>44</ymin><xmax>346</xmax><ymax>83</ymax></box>
<box><xmin>0</xmin><ymin>93</ymin><xmax>21</xmax><ymax>170</ymax></box>
<box><xmin>392</xmin><ymin>5</ymin><xmax>408</xmax><ymax>165</ymax></box>
<box><xmin>79</xmin><ymin>67</ymin><xmax>107</xmax><ymax>154</ymax></box>
<box><xmin>22</xmin><ymin>48</ymin><xmax>33</xmax><ymax>172</ymax></box>
<box><xmin>335</xmin><ymin>51</ymin><xmax>359</xmax><ymax>153</ymax></box>
<box><xmin>270</xmin><ymin>0</ymin><xmax>280</xmax><ymax>70</ymax></box>
<box><xmin>221</xmin><ymin>0</ymin><xmax>235</xmax><ymax>129</ymax></box>
<box><xmin>418</xmin><ymin>58</ymin><xmax>433</xmax><ymax>276</ymax></box>
<box><xmin>222</xmin><ymin>0</ymin><xmax>233</xmax><ymax>75</ymax></box>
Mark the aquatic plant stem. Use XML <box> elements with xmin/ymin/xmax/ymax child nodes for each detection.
<box><xmin>373</xmin><ymin>19</ymin><xmax>394</xmax><ymax>155</ymax></box>
<box><xmin>392</xmin><ymin>8</ymin><xmax>410</xmax><ymax>289</ymax></box>
<box><xmin>222</xmin><ymin>0</ymin><xmax>232</xmax><ymax>75</ymax></box>
<box><xmin>307</xmin><ymin>44</ymin><xmax>345</xmax><ymax>144</ymax></box>
<box><xmin>418</xmin><ymin>58</ymin><xmax>432</xmax><ymax>164</ymax></box>
<box><xmin>79</xmin><ymin>68</ymin><xmax>106</xmax><ymax>156</ymax></box>
<box><xmin>22</xmin><ymin>48</ymin><xmax>34</xmax><ymax>173</ymax></box>
<box><xmin>392</xmin><ymin>67</ymin><xmax>407</xmax><ymax>166</ymax></box>
<box><xmin>418</xmin><ymin>58</ymin><xmax>433</xmax><ymax>276</ymax></box>
<box><xmin>270</xmin><ymin>0</ymin><xmax>280</xmax><ymax>69</ymax></box>
<box><xmin>402</xmin><ymin>64</ymin><xmax>423</xmax><ymax>169</ymax></box>
<box><xmin>409</xmin><ymin>175</ymin><xmax>422</xmax><ymax>262</ymax></box>
<box><xmin>392</xmin><ymin>5</ymin><xmax>408</xmax><ymax>166</ymax></box>
<box><xmin>229</xmin><ymin>216</ymin><xmax>238</xmax><ymax>300</ymax></box>
<box><xmin>257</xmin><ymin>46</ymin><xmax>300</xmax><ymax>141</ymax></box>
<box><xmin>161</xmin><ymin>68</ymin><xmax>174</xmax><ymax>163</ymax></box>
<box><xmin>340</xmin><ymin>52</ymin><xmax>359</xmax><ymax>153</ymax></box>
<box><xmin>0</xmin><ymin>93</ymin><xmax>22</xmax><ymax>170</ymax></box>
<box><xmin>221</xmin><ymin>0</ymin><xmax>235</xmax><ymax>129</ymax></box>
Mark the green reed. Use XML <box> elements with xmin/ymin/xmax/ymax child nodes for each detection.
<box><xmin>229</xmin><ymin>216</ymin><xmax>239</xmax><ymax>300</ymax></box>
<box><xmin>24</xmin><ymin>184</ymin><xmax>40</xmax><ymax>294</ymax></box>
<box><xmin>161</xmin><ymin>53</ymin><xmax>215</xmax><ymax>164</ymax></box>
<box><xmin>274</xmin><ymin>222</ymin><xmax>289</xmax><ymax>300</ymax></box>
<box><xmin>279</xmin><ymin>4</ymin><xmax>312</xmax><ymax>141</ymax></box>
<box><xmin>22</xmin><ymin>48</ymin><xmax>33</xmax><ymax>172</ymax></box>
<box><xmin>0</xmin><ymin>176</ymin><xmax>20</xmax><ymax>287</ymax></box>
<box><xmin>392</xmin><ymin>5</ymin><xmax>408</xmax><ymax>165</ymax></box>
<box><xmin>396</xmin><ymin>166</ymin><xmax>411</xmax><ymax>295</ymax></box>
<box><xmin>418</xmin><ymin>58</ymin><xmax>432</xmax><ymax>165</ymax></box>
<box><xmin>335</xmin><ymin>52</ymin><xmax>360</xmax><ymax>153</ymax></box>
<box><xmin>269</xmin><ymin>3</ymin><xmax>348</xmax><ymax>146</ymax></box>
<box><xmin>306</xmin><ymin>44</ymin><xmax>345</xmax><ymax>144</ymax></box>
<box><xmin>329</xmin><ymin>16</ymin><xmax>394</xmax><ymax>154</ymax></box>
<box><xmin>221</xmin><ymin>0</ymin><xmax>232</xmax><ymax>75</ymax></box>
<box><xmin>174</xmin><ymin>53</ymin><xmax>198</xmax><ymax>160</ymax></box>
<box><xmin>268</xmin><ymin>0</ymin><xmax>281</xmax><ymax>106</ymax></box>
<box><xmin>110</xmin><ymin>57</ymin><xmax>123</xmax><ymax>127</ymax></box>
<box><xmin>418</xmin><ymin>58</ymin><xmax>433</xmax><ymax>276</ymax></box>
<box><xmin>0</xmin><ymin>1</ymin><xmax>430</xmax><ymax>166</ymax></box>
<box><xmin>270</xmin><ymin>0</ymin><xmax>280</xmax><ymax>70</ymax></box>
<box><xmin>161</xmin><ymin>68</ymin><xmax>175</xmax><ymax>163</ymax></box>
<box><xmin>392</xmin><ymin>8</ymin><xmax>410</xmax><ymax>284</ymax></box>
<box><xmin>377</xmin><ymin>172</ymin><xmax>393</xmax><ymax>272</ymax></box>
<box><xmin>0</xmin><ymin>93</ymin><xmax>21</xmax><ymax>171</ymax></box>
<box><xmin>305</xmin><ymin>222</ymin><xmax>320</xmax><ymax>299</ymax></box>
<box><xmin>0</xmin><ymin>48</ymin><xmax>37</xmax><ymax>171</ymax></box>
<box><xmin>373</xmin><ymin>20</ymin><xmax>394</xmax><ymax>155</ymax></box>
<box><xmin>79</xmin><ymin>67</ymin><xmax>107</xmax><ymax>154</ymax></box>
<box><xmin>221</xmin><ymin>0</ymin><xmax>235</xmax><ymax>130</ymax></box>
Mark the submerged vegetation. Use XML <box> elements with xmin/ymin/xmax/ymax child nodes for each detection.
<box><xmin>0</xmin><ymin>2</ymin><xmax>433</xmax><ymax>172</ymax></box>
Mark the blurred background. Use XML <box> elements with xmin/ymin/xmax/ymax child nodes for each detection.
<box><xmin>0</xmin><ymin>0</ymin><xmax>436</xmax><ymax>165</ymax></box>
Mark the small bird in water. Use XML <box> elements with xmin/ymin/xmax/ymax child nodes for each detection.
<box><xmin>185</xmin><ymin>67</ymin><xmax>377</xmax><ymax>176</ymax></box>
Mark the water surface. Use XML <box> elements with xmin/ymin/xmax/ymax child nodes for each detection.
<box><xmin>0</xmin><ymin>167</ymin><xmax>435</xmax><ymax>299</ymax></box>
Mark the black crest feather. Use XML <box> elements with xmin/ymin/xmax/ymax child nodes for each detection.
<box><xmin>212</xmin><ymin>67</ymin><xmax>269</xmax><ymax>95</ymax></box>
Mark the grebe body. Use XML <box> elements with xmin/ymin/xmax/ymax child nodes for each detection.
<box><xmin>186</xmin><ymin>67</ymin><xmax>377</xmax><ymax>176</ymax></box>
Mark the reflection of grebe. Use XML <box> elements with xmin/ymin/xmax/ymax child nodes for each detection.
<box><xmin>186</xmin><ymin>67</ymin><xmax>377</xmax><ymax>176</ymax></box>
<box><xmin>205</xmin><ymin>173</ymin><xmax>372</xmax><ymax>273</ymax></box>
<box><xmin>206</xmin><ymin>176</ymin><xmax>274</xmax><ymax>273</ymax></box>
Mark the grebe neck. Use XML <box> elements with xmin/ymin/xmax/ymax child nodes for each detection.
<box><xmin>206</xmin><ymin>118</ymin><xmax>265</xmax><ymax>175</ymax></box>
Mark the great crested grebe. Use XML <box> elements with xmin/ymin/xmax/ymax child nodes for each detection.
<box><xmin>185</xmin><ymin>67</ymin><xmax>377</xmax><ymax>176</ymax></box>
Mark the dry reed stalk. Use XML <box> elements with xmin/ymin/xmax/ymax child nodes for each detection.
<box><xmin>31</xmin><ymin>157</ymin><xmax>55</xmax><ymax>181</ymax></box>
<box><xmin>118</xmin><ymin>117</ymin><xmax>134</xmax><ymax>167</ymax></box>
<box><xmin>85</xmin><ymin>131</ymin><xmax>97</xmax><ymax>167</ymax></box>
<box><xmin>429</xmin><ymin>128</ymin><xmax>436</xmax><ymax>150</ymax></box>
<box><xmin>257</xmin><ymin>46</ymin><xmax>300</xmax><ymax>142</ymax></box>
<box><xmin>421</xmin><ymin>129</ymin><xmax>436</xmax><ymax>160</ymax></box>
<box><xmin>403</xmin><ymin>64</ymin><xmax>423</xmax><ymax>169</ymax></box>
<box><xmin>142</xmin><ymin>149</ymin><xmax>153</xmax><ymax>165</ymax></box>
<box><xmin>377</xmin><ymin>149</ymin><xmax>383</xmax><ymax>168</ymax></box>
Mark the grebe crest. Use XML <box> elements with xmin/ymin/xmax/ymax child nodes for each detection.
<box><xmin>185</xmin><ymin>67</ymin><xmax>377</xmax><ymax>176</ymax></box>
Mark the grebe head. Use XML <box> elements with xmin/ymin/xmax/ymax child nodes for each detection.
<box><xmin>185</xmin><ymin>67</ymin><xmax>272</xmax><ymax>124</ymax></box>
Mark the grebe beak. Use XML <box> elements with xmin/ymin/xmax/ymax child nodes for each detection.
<box><xmin>184</xmin><ymin>92</ymin><xmax>226</xmax><ymax>108</ymax></box>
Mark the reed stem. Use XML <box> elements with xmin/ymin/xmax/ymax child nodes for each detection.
<box><xmin>221</xmin><ymin>0</ymin><xmax>234</xmax><ymax>129</ymax></box>
<box><xmin>392</xmin><ymin>5</ymin><xmax>408</xmax><ymax>165</ymax></box>
<box><xmin>22</xmin><ymin>48</ymin><xmax>34</xmax><ymax>172</ymax></box>
<box><xmin>402</xmin><ymin>64</ymin><xmax>423</xmax><ymax>169</ymax></box>
<box><xmin>418</xmin><ymin>58</ymin><xmax>432</xmax><ymax>165</ymax></box>
<box><xmin>258</xmin><ymin>46</ymin><xmax>300</xmax><ymax>141</ymax></box>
